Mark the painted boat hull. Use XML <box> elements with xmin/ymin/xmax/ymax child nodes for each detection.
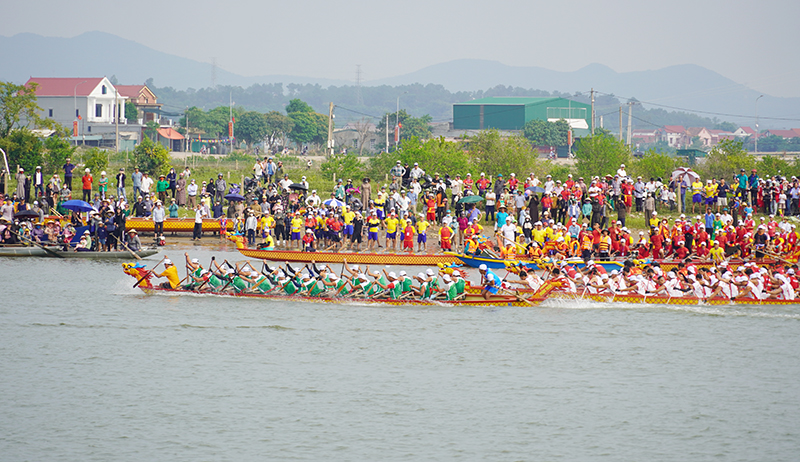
<box><xmin>0</xmin><ymin>247</ymin><xmax>157</xmax><ymax>259</ymax></box>
<box><xmin>237</xmin><ymin>247</ymin><xmax>458</xmax><ymax>266</ymax></box>
<box><xmin>545</xmin><ymin>290</ymin><xmax>799</xmax><ymax>306</ymax></box>
<box><xmin>447</xmin><ymin>252</ymin><xmax>624</xmax><ymax>272</ymax></box>
<box><xmin>136</xmin><ymin>285</ymin><xmax>540</xmax><ymax>307</ymax></box>
<box><xmin>126</xmin><ymin>217</ymin><xmax>233</xmax><ymax>233</ymax></box>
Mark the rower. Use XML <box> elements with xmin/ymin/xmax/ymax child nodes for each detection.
<box><xmin>477</xmin><ymin>264</ymin><xmax>502</xmax><ymax>300</ymax></box>
<box><xmin>151</xmin><ymin>258</ymin><xmax>179</xmax><ymax>289</ymax></box>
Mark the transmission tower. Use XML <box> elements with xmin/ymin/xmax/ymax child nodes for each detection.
<box><xmin>355</xmin><ymin>64</ymin><xmax>363</xmax><ymax>106</ymax></box>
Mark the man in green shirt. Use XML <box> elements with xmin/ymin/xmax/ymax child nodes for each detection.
<box><xmin>156</xmin><ymin>174</ymin><xmax>169</xmax><ymax>204</ymax></box>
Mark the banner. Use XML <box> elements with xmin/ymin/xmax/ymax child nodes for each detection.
<box><xmin>73</xmin><ymin>121</ymin><xmax>78</xmax><ymax>137</ymax></box>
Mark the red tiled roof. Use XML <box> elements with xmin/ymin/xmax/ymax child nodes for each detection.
<box><xmin>739</xmin><ymin>127</ymin><xmax>755</xmax><ymax>135</ymax></box>
<box><xmin>115</xmin><ymin>85</ymin><xmax>145</xmax><ymax>98</ymax></box>
<box><xmin>792</xmin><ymin>128</ymin><xmax>800</xmax><ymax>137</ymax></box>
<box><xmin>765</xmin><ymin>129</ymin><xmax>800</xmax><ymax>138</ymax></box>
<box><xmin>662</xmin><ymin>125</ymin><xmax>685</xmax><ymax>133</ymax></box>
<box><xmin>25</xmin><ymin>77</ymin><xmax>105</xmax><ymax>96</ymax></box>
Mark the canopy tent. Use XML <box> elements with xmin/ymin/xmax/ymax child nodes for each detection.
<box><xmin>157</xmin><ymin>128</ymin><xmax>184</xmax><ymax>140</ymax></box>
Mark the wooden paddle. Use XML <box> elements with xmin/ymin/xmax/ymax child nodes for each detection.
<box><xmin>119</xmin><ymin>239</ymin><xmax>142</xmax><ymax>260</ymax></box>
<box><xmin>8</xmin><ymin>228</ymin><xmax>64</xmax><ymax>259</ymax></box>
<box><xmin>134</xmin><ymin>256</ymin><xmax>166</xmax><ymax>288</ymax></box>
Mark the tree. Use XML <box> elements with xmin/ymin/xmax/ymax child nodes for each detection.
<box><xmin>757</xmin><ymin>155</ymin><xmax>795</xmax><ymax>179</ymax></box>
<box><xmin>133</xmin><ymin>137</ymin><xmax>171</xmax><ymax>176</ymax></box>
<box><xmin>264</xmin><ymin>111</ymin><xmax>294</xmax><ymax>148</ymax></box>
<box><xmin>0</xmin><ymin>81</ymin><xmax>58</xmax><ymax>139</ymax></box>
<box><xmin>469</xmin><ymin>130</ymin><xmax>550</xmax><ymax>177</ymax></box>
<box><xmin>42</xmin><ymin>136</ymin><xmax>76</xmax><ymax>174</ymax></box>
<box><xmin>574</xmin><ymin>134</ymin><xmax>632</xmax><ymax>179</ymax></box>
<box><xmin>714</xmin><ymin>121</ymin><xmax>738</xmax><ymax>132</ymax></box>
<box><xmin>288</xmin><ymin>111</ymin><xmax>328</xmax><ymax>146</ymax></box>
<box><xmin>125</xmin><ymin>101</ymin><xmax>138</xmax><ymax>122</ymax></box>
<box><xmin>0</xmin><ymin>129</ymin><xmax>43</xmax><ymax>174</ymax></box>
<box><xmin>697</xmin><ymin>139</ymin><xmax>755</xmax><ymax>180</ymax></box>
<box><xmin>144</xmin><ymin>121</ymin><xmax>159</xmax><ymax>142</ymax></box>
<box><xmin>235</xmin><ymin>111</ymin><xmax>269</xmax><ymax>149</ymax></box>
<box><xmin>375</xmin><ymin>110</ymin><xmax>432</xmax><ymax>147</ymax></box>
<box><xmin>285</xmin><ymin>99</ymin><xmax>314</xmax><ymax>114</ymax></box>
<box><xmin>366</xmin><ymin>136</ymin><xmax>471</xmax><ymax>181</ymax></box>
<box><xmin>523</xmin><ymin>119</ymin><xmax>569</xmax><ymax>146</ymax></box>
<box><xmin>321</xmin><ymin>154</ymin><xmax>364</xmax><ymax>181</ymax></box>
<box><xmin>352</xmin><ymin>118</ymin><xmax>372</xmax><ymax>156</ymax></box>
<box><xmin>78</xmin><ymin>147</ymin><xmax>109</xmax><ymax>175</ymax></box>
<box><xmin>629</xmin><ymin>150</ymin><xmax>678</xmax><ymax>181</ymax></box>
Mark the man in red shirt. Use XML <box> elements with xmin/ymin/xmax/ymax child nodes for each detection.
<box><xmin>81</xmin><ymin>168</ymin><xmax>93</xmax><ymax>202</ymax></box>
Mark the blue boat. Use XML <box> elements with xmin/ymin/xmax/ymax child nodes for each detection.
<box><xmin>444</xmin><ymin>252</ymin><xmax>625</xmax><ymax>272</ymax></box>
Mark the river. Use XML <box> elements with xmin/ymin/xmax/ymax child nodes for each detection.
<box><xmin>1</xmin><ymin>249</ymin><xmax>799</xmax><ymax>461</ymax></box>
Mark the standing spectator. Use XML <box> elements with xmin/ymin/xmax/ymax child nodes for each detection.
<box><xmin>186</xmin><ymin>179</ymin><xmax>198</xmax><ymax>209</ymax></box>
<box><xmin>485</xmin><ymin>189</ymin><xmax>497</xmax><ymax>222</ymax></box>
<box><xmin>33</xmin><ymin>166</ymin><xmax>44</xmax><ymax>200</ymax></box>
<box><xmin>140</xmin><ymin>172</ymin><xmax>153</xmax><ymax>197</ymax></box>
<box><xmin>156</xmin><ymin>174</ymin><xmax>169</xmax><ymax>203</ymax></box>
<box><xmin>131</xmin><ymin>167</ymin><xmax>143</xmax><ymax>199</ymax></box>
<box><xmin>81</xmin><ymin>168</ymin><xmax>93</xmax><ymax>202</ymax></box>
<box><xmin>192</xmin><ymin>203</ymin><xmax>206</xmax><ymax>240</ymax></box>
<box><xmin>15</xmin><ymin>167</ymin><xmax>27</xmax><ymax>202</ymax></box>
<box><xmin>361</xmin><ymin>178</ymin><xmax>371</xmax><ymax>206</ymax></box>
<box><xmin>390</xmin><ymin>160</ymin><xmax>406</xmax><ymax>180</ymax></box>
<box><xmin>748</xmin><ymin>169</ymin><xmax>759</xmax><ymax>207</ymax></box>
<box><xmin>168</xmin><ymin>198</ymin><xmax>179</xmax><ymax>218</ymax></box>
<box><xmin>63</xmin><ymin>158</ymin><xmax>76</xmax><ymax>191</ymax></box>
<box><xmin>167</xmin><ymin>168</ymin><xmax>177</xmax><ymax>199</ymax></box>
<box><xmin>245</xmin><ymin>211</ymin><xmax>257</xmax><ymax>246</ymax></box>
<box><xmin>116</xmin><ymin>168</ymin><xmax>126</xmax><ymax>201</ymax></box>
<box><xmin>253</xmin><ymin>158</ymin><xmax>263</xmax><ymax>185</ymax></box>
<box><xmin>98</xmin><ymin>171</ymin><xmax>108</xmax><ymax>200</ymax></box>
<box><xmin>264</xmin><ymin>157</ymin><xmax>276</xmax><ymax>184</ymax></box>
<box><xmin>152</xmin><ymin>200</ymin><xmax>166</xmax><ymax>235</ymax></box>
<box><xmin>634</xmin><ymin>177</ymin><xmax>645</xmax><ymax>212</ymax></box>
<box><xmin>176</xmin><ymin>173</ymin><xmax>187</xmax><ymax>206</ymax></box>
<box><xmin>493</xmin><ymin>174</ymin><xmax>505</xmax><ymax>197</ymax></box>
<box><xmin>214</xmin><ymin>173</ymin><xmax>226</xmax><ymax>203</ymax></box>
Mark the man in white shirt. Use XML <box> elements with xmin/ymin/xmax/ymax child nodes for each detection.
<box><xmin>306</xmin><ymin>190</ymin><xmax>321</xmax><ymax>207</ymax></box>
<box><xmin>499</xmin><ymin>216</ymin><xmax>516</xmax><ymax>247</ymax></box>
<box><xmin>544</xmin><ymin>175</ymin><xmax>555</xmax><ymax>195</ymax></box>
<box><xmin>253</xmin><ymin>160</ymin><xmax>263</xmax><ymax>184</ymax></box>
<box><xmin>140</xmin><ymin>173</ymin><xmax>154</xmax><ymax>195</ymax></box>
<box><xmin>410</xmin><ymin>163</ymin><xmax>425</xmax><ymax>180</ymax></box>
<box><xmin>192</xmin><ymin>203</ymin><xmax>207</xmax><ymax>240</ymax></box>
<box><xmin>450</xmin><ymin>175</ymin><xmax>463</xmax><ymax>197</ymax></box>
<box><xmin>279</xmin><ymin>174</ymin><xmax>293</xmax><ymax>192</ymax></box>
<box><xmin>186</xmin><ymin>179</ymin><xmax>198</xmax><ymax>209</ymax></box>
<box><xmin>616</xmin><ymin>164</ymin><xmax>627</xmax><ymax>178</ymax></box>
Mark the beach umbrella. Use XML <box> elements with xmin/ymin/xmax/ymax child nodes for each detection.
<box><xmin>458</xmin><ymin>195</ymin><xmax>484</xmax><ymax>204</ymax></box>
<box><xmin>323</xmin><ymin>198</ymin><xmax>346</xmax><ymax>208</ymax></box>
<box><xmin>671</xmin><ymin>167</ymin><xmax>700</xmax><ymax>182</ymax></box>
<box><xmin>526</xmin><ymin>186</ymin><xmax>545</xmax><ymax>193</ymax></box>
<box><xmin>224</xmin><ymin>193</ymin><xmax>245</xmax><ymax>201</ymax></box>
<box><xmin>61</xmin><ymin>200</ymin><xmax>95</xmax><ymax>212</ymax></box>
<box><xmin>289</xmin><ymin>183</ymin><xmax>308</xmax><ymax>191</ymax></box>
<box><xmin>13</xmin><ymin>209</ymin><xmax>40</xmax><ymax>219</ymax></box>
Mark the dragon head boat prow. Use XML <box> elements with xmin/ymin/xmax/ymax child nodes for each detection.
<box><xmin>122</xmin><ymin>262</ymin><xmax>154</xmax><ymax>288</ymax></box>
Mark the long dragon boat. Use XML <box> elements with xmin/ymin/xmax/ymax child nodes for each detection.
<box><xmin>0</xmin><ymin>244</ymin><xmax>157</xmax><ymax>259</ymax></box>
<box><xmin>228</xmin><ymin>235</ymin><xmax>458</xmax><ymax>266</ymax></box>
<box><xmin>122</xmin><ymin>263</ymin><xmax>540</xmax><ymax>307</ymax></box>
<box><xmin>447</xmin><ymin>251</ymin><xmax>781</xmax><ymax>273</ymax></box>
<box><xmin>125</xmin><ymin>217</ymin><xmax>234</xmax><ymax>234</ymax></box>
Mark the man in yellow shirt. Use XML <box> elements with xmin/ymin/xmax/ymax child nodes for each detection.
<box><xmin>709</xmin><ymin>240</ymin><xmax>725</xmax><ymax>263</ymax></box>
<box><xmin>704</xmin><ymin>180</ymin><xmax>717</xmax><ymax>208</ymax></box>
<box><xmin>384</xmin><ymin>212</ymin><xmax>400</xmax><ymax>250</ymax></box>
<box><xmin>290</xmin><ymin>214</ymin><xmax>304</xmax><ymax>249</ymax></box>
<box><xmin>367</xmin><ymin>212</ymin><xmax>381</xmax><ymax>251</ymax></box>
<box><xmin>691</xmin><ymin>179</ymin><xmax>704</xmax><ymax>213</ymax></box>
<box><xmin>154</xmin><ymin>258</ymin><xmax>180</xmax><ymax>289</ymax></box>
<box><xmin>531</xmin><ymin>221</ymin><xmax>546</xmax><ymax>246</ymax></box>
<box><xmin>417</xmin><ymin>217</ymin><xmax>430</xmax><ymax>252</ymax></box>
<box><xmin>342</xmin><ymin>206</ymin><xmax>356</xmax><ymax>248</ymax></box>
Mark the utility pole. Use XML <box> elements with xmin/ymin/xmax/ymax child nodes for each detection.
<box><xmin>755</xmin><ymin>94</ymin><xmax>764</xmax><ymax>154</ymax></box>
<box><xmin>619</xmin><ymin>107</ymin><xmax>623</xmax><ymax>142</ymax></box>
<box><xmin>590</xmin><ymin>88</ymin><xmax>595</xmax><ymax>135</ymax></box>
<box><xmin>326</xmin><ymin>102</ymin><xmax>335</xmax><ymax>157</ymax></box>
<box><xmin>385</xmin><ymin>114</ymin><xmax>389</xmax><ymax>153</ymax></box>
<box><xmin>626</xmin><ymin>102</ymin><xmax>634</xmax><ymax>147</ymax></box>
<box><xmin>114</xmin><ymin>88</ymin><xmax>119</xmax><ymax>158</ymax></box>
<box><xmin>185</xmin><ymin>106</ymin><xmax>189</xmax><ymax>153</ymax></box>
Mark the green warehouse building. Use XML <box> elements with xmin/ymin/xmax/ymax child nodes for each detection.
<box><xmin>453</xmin><ymin>97</ymin><xmax>591</xmax><ymax>134</ymax></box>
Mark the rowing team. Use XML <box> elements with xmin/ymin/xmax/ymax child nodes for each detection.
<box><xmin>540</xmin><ymin>259</ymin><xmax>798</xmax><ymax>301</ymax></box>
<box><xmin>151</xmin><ymin>254</ymin><xmax>538</xmax><ymax>301</ymax></box>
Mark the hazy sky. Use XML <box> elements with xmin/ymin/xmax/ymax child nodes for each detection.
<box><xmin>7</xmin><ymin>0</ymin><xmax>800</xmax><ymax>97</ymax></box>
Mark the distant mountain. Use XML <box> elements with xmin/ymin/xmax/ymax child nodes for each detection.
<box><xmin>369</xmin><ymin>59</ymin><xmax>800</xmax><ymax>128</ymax></box>
<box><xmin>1</xmin><ymin>33</ymin><xmax>798</xmax><ymax>128</ymax></box>
<box><xmin>0</xmin><ymin>31</ymin><xmax>350</xmax><ymax>89</ymax></box>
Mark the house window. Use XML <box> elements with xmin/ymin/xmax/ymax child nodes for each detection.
<box><xmin>95</xmin><ymin>104</ymin><xmax>102</xmax><ymax>117</ymax></box>
<box><xmin>102</xmin><ymin>85</ymin><xmax>107</xmax><ymax>95</ymax></box>
<box><xmin>48</xmin><ymin>108</ymin><xmax>53</xmax><ymax>117</ymax></box>
<box><xmin>87</xmin><ymin>126</ymin><xmax>91</xmax><ymax>133</ymax></box>
<box><xmin>76</xmin><ymin>109</ymin><xmax>80</xmax><ymax>117</ymax></box>
<box><xmin>369</xmin><ymin>139</ymin><xmax>376</xmax><ymax>149</ymax></box>
<box><xmin>353</xmin><ymin>138</ymin><xmax>359</xmax><ymax>147</ymax></box>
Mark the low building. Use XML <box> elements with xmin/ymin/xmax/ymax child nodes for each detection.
<box><xmin>453</xmin><ymin>96</ymin><xmax>591</xmax><ymax>132</ymax></box>
<box><xmin>115</xmin><ymin>84</ymin><xmax>162</xmax><ymax>124</ymax></box>
<box><xmin>656</xmin><ymin>125</ymin><xmax>688</xmax><ymax>148</ymax></box>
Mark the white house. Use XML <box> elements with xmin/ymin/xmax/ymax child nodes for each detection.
<box><xmin>25</xmin><ymin>77</ymin><xmax>127</xmax><ymax>135</ymax></box>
